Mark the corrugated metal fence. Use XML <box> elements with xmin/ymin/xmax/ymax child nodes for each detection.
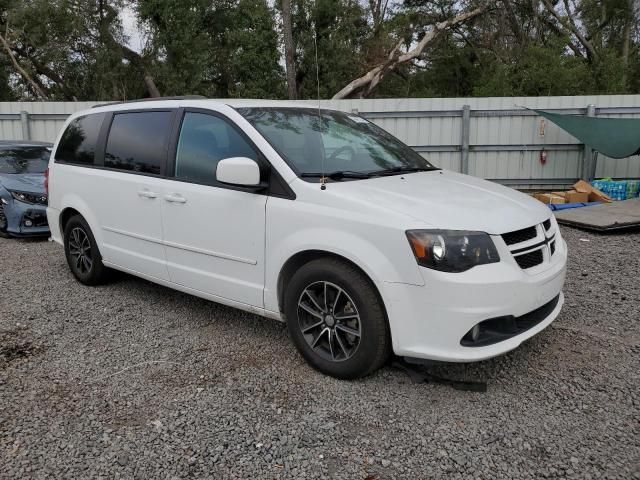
<box><xmin>2</xmin><ymin>95</ymin><xmax>639</xmax><ymax>189</ymax></box>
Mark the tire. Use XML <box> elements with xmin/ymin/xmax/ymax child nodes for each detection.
<box><xmin>0</xmin><ymin>205</ymin><xmax>9</xmax><ymax>238</ymax></box>
<box><xmin>284</xmin><ymin>258</ymin><xmax>390</xmax><ymax>379</ymax></box>
<box><xmin>63</xmin><ymin>215</ymin><xmax>109</xmax><ymax>285</ymax></box>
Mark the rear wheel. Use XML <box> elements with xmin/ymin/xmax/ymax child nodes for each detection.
<box><xmin>284</xmin><ymin>258</ymin><xmax>390</xmax><ymax>379</ymax></box>
<box><xmin>63</xmin><ymin>215</ymin><xmax>109</xmax><ymax>285</ymax></box>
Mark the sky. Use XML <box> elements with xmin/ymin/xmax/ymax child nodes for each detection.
<box><xmin>119</xmin><ymin>5</ymin><xmax>144</xmax><ymax>52</ymax></box>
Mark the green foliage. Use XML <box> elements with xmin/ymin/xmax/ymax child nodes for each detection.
<box><xmin>0</xmin><ymin>0</ymin><xmax>638</xmax><ymax>100</ymax></box>
<box><xmin>137</xmin><ymin>0</ymin><xmax>212</xmax><ymax>96</ymax></box>
<box><xmin>0</xmin><ymin>55</ymin><xmax>16</xmax><ymax>100</ymax></box>
<box><xmin>473</xmin><ymin>41</ymin><xmax>596</xmax><ymax>97</ymax></box>
<box><xmin>138</xmin><ymin>0</ymin><xmax>284</xmax><ymax>98</ymax></box>
<box><xmin>292</xmin><ymin>0</ymin><xmax>368</xmax><ymax>98</ymax></box>
<box><xmin>213</xmin><ymin>0</ymin><xmax>285</xmax><ymax>98</ymax></box>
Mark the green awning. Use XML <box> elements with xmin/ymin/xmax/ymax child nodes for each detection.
<box><xmin>533</xmin><ymin>109</ymin><xmax>640</xmax><ymax>159</ymax></box>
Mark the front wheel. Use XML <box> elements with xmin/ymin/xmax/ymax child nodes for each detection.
<box><xmin>63</xmin><ymin>215</ymin><xmax>109</xmax><ymax>285</ymax></box>
<box><xmin>0</xmin><ymin>203</ymin><xmax>10</xmax><ymax>238</ymax></box>
<box><xmin>284</xmin><ymin>258</ymin><xmax>390</xmax><ymax>379</ymax></box>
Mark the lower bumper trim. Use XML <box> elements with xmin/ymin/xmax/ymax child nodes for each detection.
<box><xmin>461</xmin><ymin>294</ymin><xmax>561</xmax><ymax>347</ymax></box>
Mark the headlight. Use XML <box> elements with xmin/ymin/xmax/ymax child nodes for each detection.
<box><xmin>10</xmin><ymin>191</ymin><xmax>47</xmax><ymax>205</ymax></box>
<box><xmin>406</xmin><ymin>230</ymin><xmax>500</xmax><ymax>273</ymax></box>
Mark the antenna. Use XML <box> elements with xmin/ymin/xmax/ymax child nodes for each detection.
<box><xmin>313</xmin><ymin>21</ymin><xmax>327</xmax><ymax>190</ymax></box>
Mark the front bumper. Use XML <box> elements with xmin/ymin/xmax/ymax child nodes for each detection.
<box><xmin>0</xmin><ymin>199</ymin><xmax>49</xmax><ymax>237</ymax></box>
<box><xmin>382</xmin><ymin>236</ymin><xmax>567</xmax><ymax>362</ymax></box>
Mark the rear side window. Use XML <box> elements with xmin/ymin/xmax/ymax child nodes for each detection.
<box><xmin>55</xmin><ymin>113</ymin><xmax>105</xmax><ymax>165</ymax></box>
<box><xmin>174</xmin><ymin>112</ymin><xmax>257</xmax><ymax>185</ymax></box>
<box><xmin>105</xmin><ymin>111</ymin><xmax>173</xmax><ymax>175</ymax></box>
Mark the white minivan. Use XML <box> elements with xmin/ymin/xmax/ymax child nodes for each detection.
<box><xmin>47</xmin><ymin>98</ymin><xmax>567</xmax><ymax>379</ymax></box>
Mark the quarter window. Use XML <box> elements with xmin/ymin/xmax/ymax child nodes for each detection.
<box><xmin>55</xmin><ymin>113</ymin><xmax>105</xmax><ymax>165</ymax></box>
<box><xmin>105</xmin><ymin>111</ymin><xmax>173</xmax><ymax>175</ymax></box>
<box><xmin>175</xmin><ymin>112</ymin><xmax>257</xmax><ymax>185</ymax></box>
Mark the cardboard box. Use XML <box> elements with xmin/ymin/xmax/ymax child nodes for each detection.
<box><xmin>573</xmin><ymin>180</ymin><xmax>612</xmax><ymax>203</ymax></box>
<box><xmin>553</xmin><ymin>190</ymin><xmax>589</xmax><ymax>203</ymax></box>
<box><xmin>565</xmin><ymin>190</ymin><xmax>589</xmax><ymax>203</ymax></box>
<box><xmin>534</xmin><ymin>193</ymin><xmax>566</xmax><ymax>204</ymax></box>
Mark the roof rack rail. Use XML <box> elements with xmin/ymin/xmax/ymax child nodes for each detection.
<box><xmin>92</xmin><ymin>95</ymin><xmax>207</xmax><ymax>108</ymax></box>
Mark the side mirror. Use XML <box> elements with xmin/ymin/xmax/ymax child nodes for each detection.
<box><xmin>216</xmin><ymin>157</ymin><xmax>261</xmax><ymax>187</ymax></box>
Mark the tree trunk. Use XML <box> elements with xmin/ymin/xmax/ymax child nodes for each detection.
<box><xmin>541</xmin><ymin>0</ymin><xmax>598</xmax><ymax>61</ymax></box>
<box><xmin>502</xmin><ymin>0</ymin><xmax>524</xmax><ymax>45</ymax></box>
<box><xmin>120</xmin><ymin>44</ymin><xmax>161</xmax><ymax>98</ymax></box>
<box><xmin>13</xmin><ymin>46</ymin><xmax>77</xmax><ymax>100</ymax></box>
<box><xmin>281</xmin><ymin>0</ymin><xmax>297</xmax><ymax>99</ymax></box>
<box><xmin>332</xmin><ymin>4</ymin><xmax>488</xmax><ymax>99</ymax></box>
<box><xmin>620</xmin><ymin>6</ymin><xmax>632</xmax><ymax>88</ymax></box>
<box><xmin>0</xmin><ymin>32</ymin><xmax>46</xmax><ymax>99</ymax></box>
<box><xmin>98</xmin><ymin>1</ymin><xmax>161</xmax><ymax>98</ymax></box>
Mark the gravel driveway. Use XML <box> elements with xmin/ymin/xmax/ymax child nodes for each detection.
<box><xmin>1</xmin><ymin>226</ymin><xmax>638</xmax><ymax>479</ymax></box>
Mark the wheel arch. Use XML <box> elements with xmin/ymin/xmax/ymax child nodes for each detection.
<box><xmin>276</xmin><ymin>250</ymin><xmax>389</xmax><ymax>325</ymax></box>
<box><xmin>57</xmin><ymin>195</ymin><xmax>102</xmax><ymax>246</ymax></box>
<box><xmin>59</xmin><ymin>206</ymin><xmax>81</xmax><ymax>234</ymax></box>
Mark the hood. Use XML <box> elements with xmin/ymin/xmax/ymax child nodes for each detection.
<box><xmin>0</xmin><ymin>173</ymin><xmax>45</xmax><ymax>194</ymax></box>
<box><xmin>327</xmin><ymin>170</ymin><xmax>550</xmax><ymax>235</ymax></box>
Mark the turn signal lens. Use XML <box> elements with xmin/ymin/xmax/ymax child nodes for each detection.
<box><xmin>406</xmin><ymin>230</ymin><xmax>499</xmax><ymax>273</ymax></box>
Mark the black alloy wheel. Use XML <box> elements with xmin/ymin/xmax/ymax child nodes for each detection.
<box><xmin>284</xmin><ymin>258</ymin><xmax>390</xmax><ymax>379</ymax></box>
<box><xmin>63</xmin><ymin>215</ymin><xmax>109</xmax><ymax>285</ymax></box>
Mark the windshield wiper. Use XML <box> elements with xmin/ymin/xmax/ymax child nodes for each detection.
<box><xmin>300</xmin><ymin>170</ymin><xmax>372</xmax><ymax>180</ymax></box>
<box><xmin>372</xmin><ymin>166</ymin><xmax>439</xmax><ymax>176</ymax></box>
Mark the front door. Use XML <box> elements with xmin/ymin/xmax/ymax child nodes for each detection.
<box><xmin>160</xmin><ymin>110</ymin><xmax>267</xmax><ymax>307</ymax></box>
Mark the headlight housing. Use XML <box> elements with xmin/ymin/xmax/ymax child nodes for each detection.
<box><xmin>10</xmin><ymin>190</ymin><xmax>48</xmax><ymax>205</ymax></box>
<box><xmin>406</xmin><ymin>230</ymin><xmax>500</xmax><ymax>273</ymax></box>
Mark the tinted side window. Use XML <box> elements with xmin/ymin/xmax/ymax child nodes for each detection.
<box><xmin>55</xmin><ymin>113</ymin><xmax>105</xmax><ymax>165</ymax></box>
<box><xmin>105</xmin><ymin>111</ymin><xmax>173</xmax><ymax>175</ymax></box>
<box><xmin>175</xmin><ymin>112</ymin><xmax>257</xmax><ymax>185</ymax></box>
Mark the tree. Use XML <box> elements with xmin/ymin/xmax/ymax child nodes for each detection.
<box><xmin>0</xmin><ymin>0</ymin><xmax>152</xmax><ymax>100</ymax></box>
<box><xmin>293</xmin><ymin>0</ymin><xmax>369</xmax><ymax>99</ymax></box>
<box><xmin>332</xmin><ymin>2</ymin><xmax>489</xmax><ymax>98</ymax></box>
<box><xmin>138</xmin><ymin>0</ymin><xmax>284</xmax><ymax>98</ymax></box>
<box><xmin>281</xmin><ymin>0</ymin><xmax>297</xmax><ymax>99</ymax></box>
<box><xmin>0</xmin><ymin>0</ymin><xmax>637</xmax><ymax>100</ymax></box>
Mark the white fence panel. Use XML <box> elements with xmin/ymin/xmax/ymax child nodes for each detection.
<box><xmin>1</xmin><ymin>96</ymin><xmax>639</xmax><ymax>188</ymax></box>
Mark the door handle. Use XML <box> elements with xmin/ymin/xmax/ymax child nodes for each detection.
<box><xmin>137</xmin><ymin>189</ymin><xmax>157</xmax><ymax>199</ymax></box>
<box><xmin>164</xmin><ymin>193</ymin><xmax>187</xmax><ymax>204</ymax></box>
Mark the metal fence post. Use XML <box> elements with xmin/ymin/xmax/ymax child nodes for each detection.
<box><xmin>461</xmin><ymin>105</ymin><xmax>470</xmax><ymax>174</ymax></box>
<box><xmin>582</xmin><ymin>104</ymin><xmax>596</xmax><ymax>181</ymax></box>
<box><xmin>20</xmin><ymin>111</ymin><xmax>31</xmax><ymax>140</ymax></box>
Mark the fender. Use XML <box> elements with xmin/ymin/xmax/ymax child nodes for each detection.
<box><xmin>264</xmin><ymin>226</ymin><xmax>425</xmax><ymax>314</ymax></box>
<box><xmin>58</xmin><ymin>193</ymin><xmax>104</xmax><ymax>248</ymax></box>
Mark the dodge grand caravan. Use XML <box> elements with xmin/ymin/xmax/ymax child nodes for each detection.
<box><xmin>47</xmin><ymin>98</ymin><xmax>567</xmax><ymax>379</ymax></box>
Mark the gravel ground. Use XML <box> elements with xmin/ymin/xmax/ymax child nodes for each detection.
<box><xmin>0</xmin><ymin>226</ymin><xmax>638</xmax><ymax>479</ymax></box>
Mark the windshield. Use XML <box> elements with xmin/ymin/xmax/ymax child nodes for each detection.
<box><xmin>237</xmin><ymin>108</ymin><xmax>436</xmax><ymax>179</ymax></box>
<box><xmin>0</xmin><ymin>147</ymin><xmax>50</xmax><ymax>174</ymax></box>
